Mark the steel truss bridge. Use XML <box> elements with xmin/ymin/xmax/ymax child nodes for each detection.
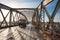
<box><xmin>0</xmin><ymin>0</ymin><xmax>60</xmax><ymax>40</ymax></box>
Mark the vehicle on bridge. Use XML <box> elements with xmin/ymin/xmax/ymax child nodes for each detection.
<box><xmin>18</xmin><ymin>19</ymin><xmax>27</xmax><ymax>28</ymax></box>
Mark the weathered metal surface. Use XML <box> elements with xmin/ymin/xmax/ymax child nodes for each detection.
<box><xmin>37</xmin><ymin>0</ymin><xmax>53</xmax><ymax>9</ymax></box>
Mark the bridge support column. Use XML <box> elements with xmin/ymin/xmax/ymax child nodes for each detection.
<box><xmin>9</xmin><ymin>9</ymin><xmax>12</xmax><ymax>25</ymax></box>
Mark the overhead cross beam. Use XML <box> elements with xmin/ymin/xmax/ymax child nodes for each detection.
<box><xmin>0</xmin><ymin>3</ymin><xmax>11</xmax><ymax>10</ymax></box>
<box><xmin>37</xmin><ymin>0</ymin><xmax>53</xmax><ymax>8</ymax></box>
<box><xmin>13</xmin><ymin>8</ymin><xmax>36</xmax><ymax>10</ymax></box>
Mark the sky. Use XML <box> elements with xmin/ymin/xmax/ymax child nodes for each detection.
<box><xmin>46</xmin><ymin>0</ymin><xmax>60</xmax><ymax>22</ymax></box>
<box><xmin>0</xmin><ymin>0</ymin><xmax>60</xmax><ymax>22</ymax></box>
<box><xmin>0</xmin><ymin>0</ymin><xmax>40</xmax><ymax>8</ymax></box>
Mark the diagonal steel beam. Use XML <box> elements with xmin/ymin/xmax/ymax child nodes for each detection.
<box><xmin>0</xmin><ymin>9</ymin><xmax>8</xmax><ymax>26</ymax></box>
<box><xmin>0</xmin><ymin>3</ymin><xmax>11</xmax><ymax>10</ymax></box>
<box><xmin>51</xmin><ymin>0</ymin><xmax>60</xmax><ymax>20</ymax></box>
<box><xmin>0</xmin><ymin>12</ymin><xmax>9</xmax><ymax>26</ymax></box>
<box><xmin>9</xmin><ymin>9</ymin><xmax>12</xmax><ymax>25</ymax></box>
<box><xmin>43</xmin><ymin>6</ymin><xmax>51</xmax><ymax>19</ymax></box>
<box><xmin>37</xmin><ymin>0</ymin><xmax>52</xmax><ymax>21</ymax></box>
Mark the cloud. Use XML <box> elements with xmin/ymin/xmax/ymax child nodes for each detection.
<box><xmin>0</xmin><ymin>0</ymin><xmax>40</xmax><ymax>8</ymax></box>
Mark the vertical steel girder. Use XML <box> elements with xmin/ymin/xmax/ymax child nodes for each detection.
<box><xmin>9</xmin><ymin>9</ymin><xmax>12</xmax><ymax>25</ymax></box>
<box><xmin>39</xmin><ymin>0</ymin><xmax>44</xmax><ymax>22</ymax></box>
<box><xmin>32</xmin><ymin>9</ymin><xmax>39</xmax><ymax>23</ymax></box>
<box><xmin>32</xmin><ymin>10</ymin><xmax>36</xmax><ymax>22</ymax></box>
<box><xmin>38</xmin><ymin>0</ymin><xmax>51</xmax><ymax>21</ymax></box>
<box><xmin>36</xmin><ymin>8</ymin><xmax>39</xmax><ymax>24</ymax></box>
<box><xmin>39</xmin><ymin>2</ymin><xmax>43</xmax><ymax>22</ymax></box>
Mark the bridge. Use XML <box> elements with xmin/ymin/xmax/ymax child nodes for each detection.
<box><xmin>0</xmin><ymin>0</ymin><xmax>60</xmax><ymax>40</ymax></box>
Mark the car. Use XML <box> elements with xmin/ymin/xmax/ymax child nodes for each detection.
<box><xmin>18</xmin><ymin>19</ymin><xmax>26</xmax><ymax>28</ymax></box>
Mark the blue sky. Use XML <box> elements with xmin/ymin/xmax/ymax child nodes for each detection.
<box><xmin>46</xmin><ymin>0</ymin><xmax>60</xmax><ymax>15</ymax></box>
<box><xmin>0</xmin><ymin>0</ymin><xmax>60</xmax><ymax>22</ymax></box>
<box><xmin>45</xmin><ymin>0</ymin><xmax>60</xmax><ymax>22</ymax></box>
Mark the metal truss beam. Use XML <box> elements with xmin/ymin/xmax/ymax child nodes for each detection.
<box><xmin>43</xmin><ymin>6</ymin><xmax>51</xmax><ymax>19</ymax></box>
<box><xmin>0</xmin><ymin>3</ymin><xmax>11</xmax><ymax>10</ymax></box>
<box><xmin>13</xmin><ymin>8</ymin><xmax>36</xmax><ymax>10</ymax></box>
<box><xmin>0</xmin><ymin>12</ymin><xmax>9</xmax><ymax>26</ymax></box>
<box><xmin>0</xmin><ymin>9</ymin><xmax>8</xmax><ymax>26</ymax></box>
<box><xmin>0</xmin><ymin>3</ymin><xmax>28</xmax><ymax>28</ymax></box>
<box><xmin>51</xmin><ymin>0</ymin><xmax>60</xmax><ymax>19</ymax></box>
<box><xmin>0</xmin><ymin>3</ymin><xmax>28</xmax><ymax>21</ymax></box>
<box><xmin>37</xmin><ymin>0</ymin><xmax>53</xmax><ymax>8</ymax></box>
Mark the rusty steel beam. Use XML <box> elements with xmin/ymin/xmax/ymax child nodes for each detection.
<box><xmin>51</xmin><ymin>0</ymin><xmax>60</xmax><ymax>20</ymax></box>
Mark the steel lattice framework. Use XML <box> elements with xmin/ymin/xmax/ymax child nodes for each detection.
<box><xmin>0</xmin><ymin>0</ymin><xmax>60</xmax><ymax>40</ymax></box>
